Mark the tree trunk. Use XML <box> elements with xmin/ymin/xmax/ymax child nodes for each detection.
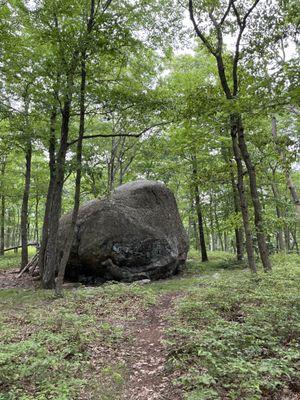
<box><xmin>271</xmin><ymin>116</ymin><xmax>300</xmax><ymax>220</ymax></box>
<box><xmin>42</xmin><ymin>98</ymin><xmax>72</xmax><ymax>289</ymax></box>
<box><xmin>229</xmin><ymin>159</ymin><xmax>244</xmax><ymax>261</ymax></box>
<box><xmin>213</xmin><ymin>197</ymin><xmax>224</xmax><ymax>251</ymax></box>
<box><xmin>284</xmin><ymin>227</ymin><xmax>290</xmax><ymax>251</ymax></box>
<box><xmin>55</xmin><ymin>54</ymin><xmax>87</xmax><ymax>296</ymax></box>
<box><xmin>208</xmin><ymin>195</ymin><xmax>216</xmax><ymax>251</ymax></box>
<box><xmin>286</xmin><ymin>175</ymin><xmax>300</xmax><ymax>219</ymax></box>
<box><xmin>290</xmin><ymin>229</ymin><xmax>299</xmax><ymax>254</ymax></box>
<box><xmin>195</xmin><ymin>189</ymin><xmax>208</xmax><ymax>262</ymax></box>
<box><xmin>270</xmin><ymin>172</ymin><xmax>285</xmax><ymax>251</ymax></box>
<box><xmin>38</xmin><ymin>107</ymin><xmax>57</xmax><ymax>278</ymax></box>
<box><xmin>20</xmin><ymin>140</ymin><xmax>32</xmax><ymax>269</ymax></box>
<box><xmin>35</xmin><ymin>192</ymin><xmax>39</xmax><ymax>244</ymax></box>
<box><xmin>234</xmin><ymin>114</ymin><xmax>271</xmax><ymax>271</ymax></box>
<box><xmin>191</xmin><ymin>155</ymin><xmax>208</xmax><ymax>262</ymax></box>
<box><xmin>0</xmin><ymin>160</ymin><xmax>6</xmax><ymax>255</ymax></box>
<box><xmin>193</xmin><ymin>219</ymin><xmax>200</xmax><ymax>251</ymax></box>
<box><xmin>12</xmin><ymin>208</ymin><xmax>18</xmax><ymax>251</ymax></box>
<box><xmin>224</xmin><ymin>232</ymin><xmax>228</xmax><ymax>252</ymax></box>
<box><xmin>230</xmin><ymin>122</ymin><xmax>257</xmax><ymax>273</ymax></box>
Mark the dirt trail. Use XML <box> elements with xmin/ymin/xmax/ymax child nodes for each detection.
<box><xmin>122</xmin><ymin>292</ymin><xmax>183</xmax><ymax>400</ymax></box>
<box><xmin>0</xmin><ymin>268</ymin><xmax>184</xmax><ymax>399</ymax></box>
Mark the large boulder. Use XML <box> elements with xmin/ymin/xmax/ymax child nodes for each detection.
<box><xmin>58</xmin><ymin>180</ymin><xmax>189</xmax><ymax>283</ymax></box>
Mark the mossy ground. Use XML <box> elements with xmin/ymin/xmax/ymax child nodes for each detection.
<box><xmin>0</xmin><ymin>251</ymin><xmax>299</xmax><ymax>399</ymax></box>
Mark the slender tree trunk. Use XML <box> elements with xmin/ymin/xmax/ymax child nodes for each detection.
<box><xmin>271</xmin><ymin>116</ymin><xmax>300</xmax><ymax>220</ymax></box>
<box><xmin>55</xmin><ymin>54</ymin><xmax>87</xmax><ymax>296</ymax></box>
<box><xmin>35</xmin><ymin>192</ymin><xmax>39</xmax><ymax>244</ymax></box>
<box><xmin>284</xmin><ymin>227</ymin><xmax>290</xmax><ymax>251</ymax></box>
<box><xmin>6</xmin><ymin>209</ymin><xmax>12</xmax><ymax>247</ymax></box>
<box><xmin>224</xmin><ymin>232</ymin><xmax>228</xmax><ymax>252</ymax></box>
<box><xmin>231</xmin><ymin>123</ymin><xmax>257</xmax><ymax>273</ymax></box>
<box><xmin>187</xmin><ymin>205</ymin><xmax>193</xmax><ymax>244</ymax></box>
<box><xmin>191</xmin><ymin>155</ymin><xmax>208</xmax><ymax>262</ymax></box>
<box><xmin>193</xmin><ymin>219</ymin><xmax>200</xmax><ymax>251</ymax></box>
<box><xmin>12</xmin><ymin>208</ymin><xmax>17</xmax><ymax>250</ymax></box>
<box><xmin>208</xmin><ymin>195</ymin><xmax>216</xmax><ymax>251</ymax></box>
<box><xmin>290</xmin><ymin>229</ymin><xmax>299</xmax><ymax>254</ymax></box>
<box><xmin>213</xmin><ymin>197</ymin><xmax>224</xmax><ymax>251</ymax></box>
<box><xmin>42</xmin><ymin>99</ymin><xmax>72</xmax><ymax>289</ymax></box>
<box><xmin>233</xmin><ymin>114</ymin><xmax>271</xmax><ymax>271</ymax></box>
<box><xmin>286</xmin><ymin>176</ymin><xmax>300</xmax><ymax>219</ymax></box>
<box><xmin>195</xmin><ymin>190</ymin><xmax>208</xmax><ymax>262</ymax></box>
<box><xmin>108</xmin><ymin>136</ymin><xmax>117</xmax><ymax>193</ymax></box>
<box><xmin>0</xmin><ymin>160</ymin><xmax>6</xmax><ymax>255</ymax></box>
<box><xmin>16</xmin><ymin>208</ymin><xmax>21</xmax><ymax>252</ymax></box>
<box><xmin>270</xmin><ymin>174</ymin><xmax>285</xmax><ymax>251</ymax></box>
<box><xmin>119</xmin><ymin>162</ymin><xmax>123</xmax><ymax>186</ymax></box>
<box><xmin>38</xmin><ymin>107</ymin><xmax>57</xmax><ymax>278</ymax></box>
<box><xmin>229</xmin><ymin>159</ymin><xmax>244</xmax><ymax>260</ymax></box>
<box><xmin>20</xmin><ymin>140</ymin><xmax>32</xmax><ymax>269</ymax></box>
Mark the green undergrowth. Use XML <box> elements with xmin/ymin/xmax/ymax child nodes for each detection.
<box><xmin>166</xmin><ymin>253</ymin><xmax>300</xmax><ymax>400</ymax></box>
<box><xmin>0</xmin><ymin>251</ymin><xmax>299</xmax><ymax>399</ymax></box>
<box><xmin>0</xmin><ymin>284</ymin><xmax>156</xmax><ymax>400</ymax></box>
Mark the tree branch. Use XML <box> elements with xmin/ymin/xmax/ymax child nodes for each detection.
<box><xmin>188</xmin><ymin>0</ymin><xmax>217</xmax><ymax>56</ymax></box>
<box><xmin>220</xmin><ymin>0</ymin><xmax>233</xmax><ymax>25</ymax></box>
<box><xmin>67</xmin><ymin>121</ymin><xmax>171</xmax><ymax>147</ymax></box>
<box><xmin>232</xmin><ymin>0</ymin><xmax>261</xmax><ymax>96</ymax></box>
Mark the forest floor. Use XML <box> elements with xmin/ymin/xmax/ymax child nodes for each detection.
<box><xmin>0</xmin><ymin>251</ymin><xmax>299</xmax><ymax>400</ymax></box>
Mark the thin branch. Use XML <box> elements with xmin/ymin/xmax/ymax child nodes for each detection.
<box><xmin>188</xmin><ymin>0</ymin><xmax>217</xmax><ymax>56</ymax></box>
<box><xmin>102</xmin><ymin>0</ymin><xmax>113</xmax><ymax>12</ymax></box>
<box><xmin>209</xmin><ymin>11</ymin><xmax>223</xmax><ymax>54</ymax></box>
<box><xmin>220</xmin><ymin>0</ymin><xmax>233</xmax><ymax>25</ymax></box>
<box><xmin>231</xmin><ymin>2</ymin><xmax>242</xmax><ymax>26</ymax></box>
<box><xmin>67</xmin><ymin>121</ymin><xmax>171</xmax><ymax>147</ymax></box>
<box><xmin>232</xmin><ymin>0</ymin><xmax>261</xmax><ymax>96</ymax></box>
<box><xmin>243</xmin><ymin>0</ymin><xmax>261</xmax><ymax>23</ymax></box>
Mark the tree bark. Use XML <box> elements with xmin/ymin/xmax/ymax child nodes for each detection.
<box><xmin>191</xmin><ymin>155</ymin><xmax>208</xmax><ymax>262</ymax></box>
<box><xmin>55</xmin><ymin>53</ymin><xmax>87</xmax><ymax>296</ymax></box>
<box><xmin>0</xmin><ymin>160</ymin><xmax>6</xmax><ymax>255</ymax></box>
<box><xmin>271</xmin><ymin>116</ymin><xmax>300</xmax><ymax>220</ymax></box>
<box><xmin>224</xmin><ymin>232</ymin><xmax>228</xmax><ymax>252</ymax></box>
<box><xmin>38</xmin><ymin>107</ymin><xmax>57</xmax><ymax>278</ymax></box>
<box><xmin>234</xmin><ymin>114</ymin><xmax>272</xmax><ymax>271</ymax></box>
<box><xmin>213</xmin><ymin>196</ymin><xmax>224</xmax><ymax>251</ymax></box>
<box><xmin>270</xmin><ymin>170</ymin><xmax>285</xmax><ymax>251</ymax></box>
<box><xmin>290</xmin><ymin>229</ymin><xmax>299</xmax><ymax>254</ymax></box>
<box><xmin>208</xmin><ymin>196</ymin><xmax>216</xmax><ymax>251</ymax></box>
<box><xmin>231</xmin><ymin>123</ymin><xmax>257</xmax><ymax>272</ymax></box>
<box><xmin>20</xmin><ymin>140</ymin><xmax>32</xmax><ymax>269</ymax></box>
<box><xmin>35</xmin><ymin>192</ymin><xmax>39</xmax><ymax>244</ymax></box>
<box><xmin>229</xmin><ymin>158</ymin><xmax>244</xmax><ymax>260</ymax></box>
<box><xmin>42</xmin><ymin>98</ymin><xmax>72</xmax><ymax>289</ymax></box>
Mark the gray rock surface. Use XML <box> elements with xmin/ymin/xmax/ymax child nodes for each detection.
<box><xmin>58</xmin><ymin>180</ymin><xmax>189</xmax><ymax>283</ymax></box>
